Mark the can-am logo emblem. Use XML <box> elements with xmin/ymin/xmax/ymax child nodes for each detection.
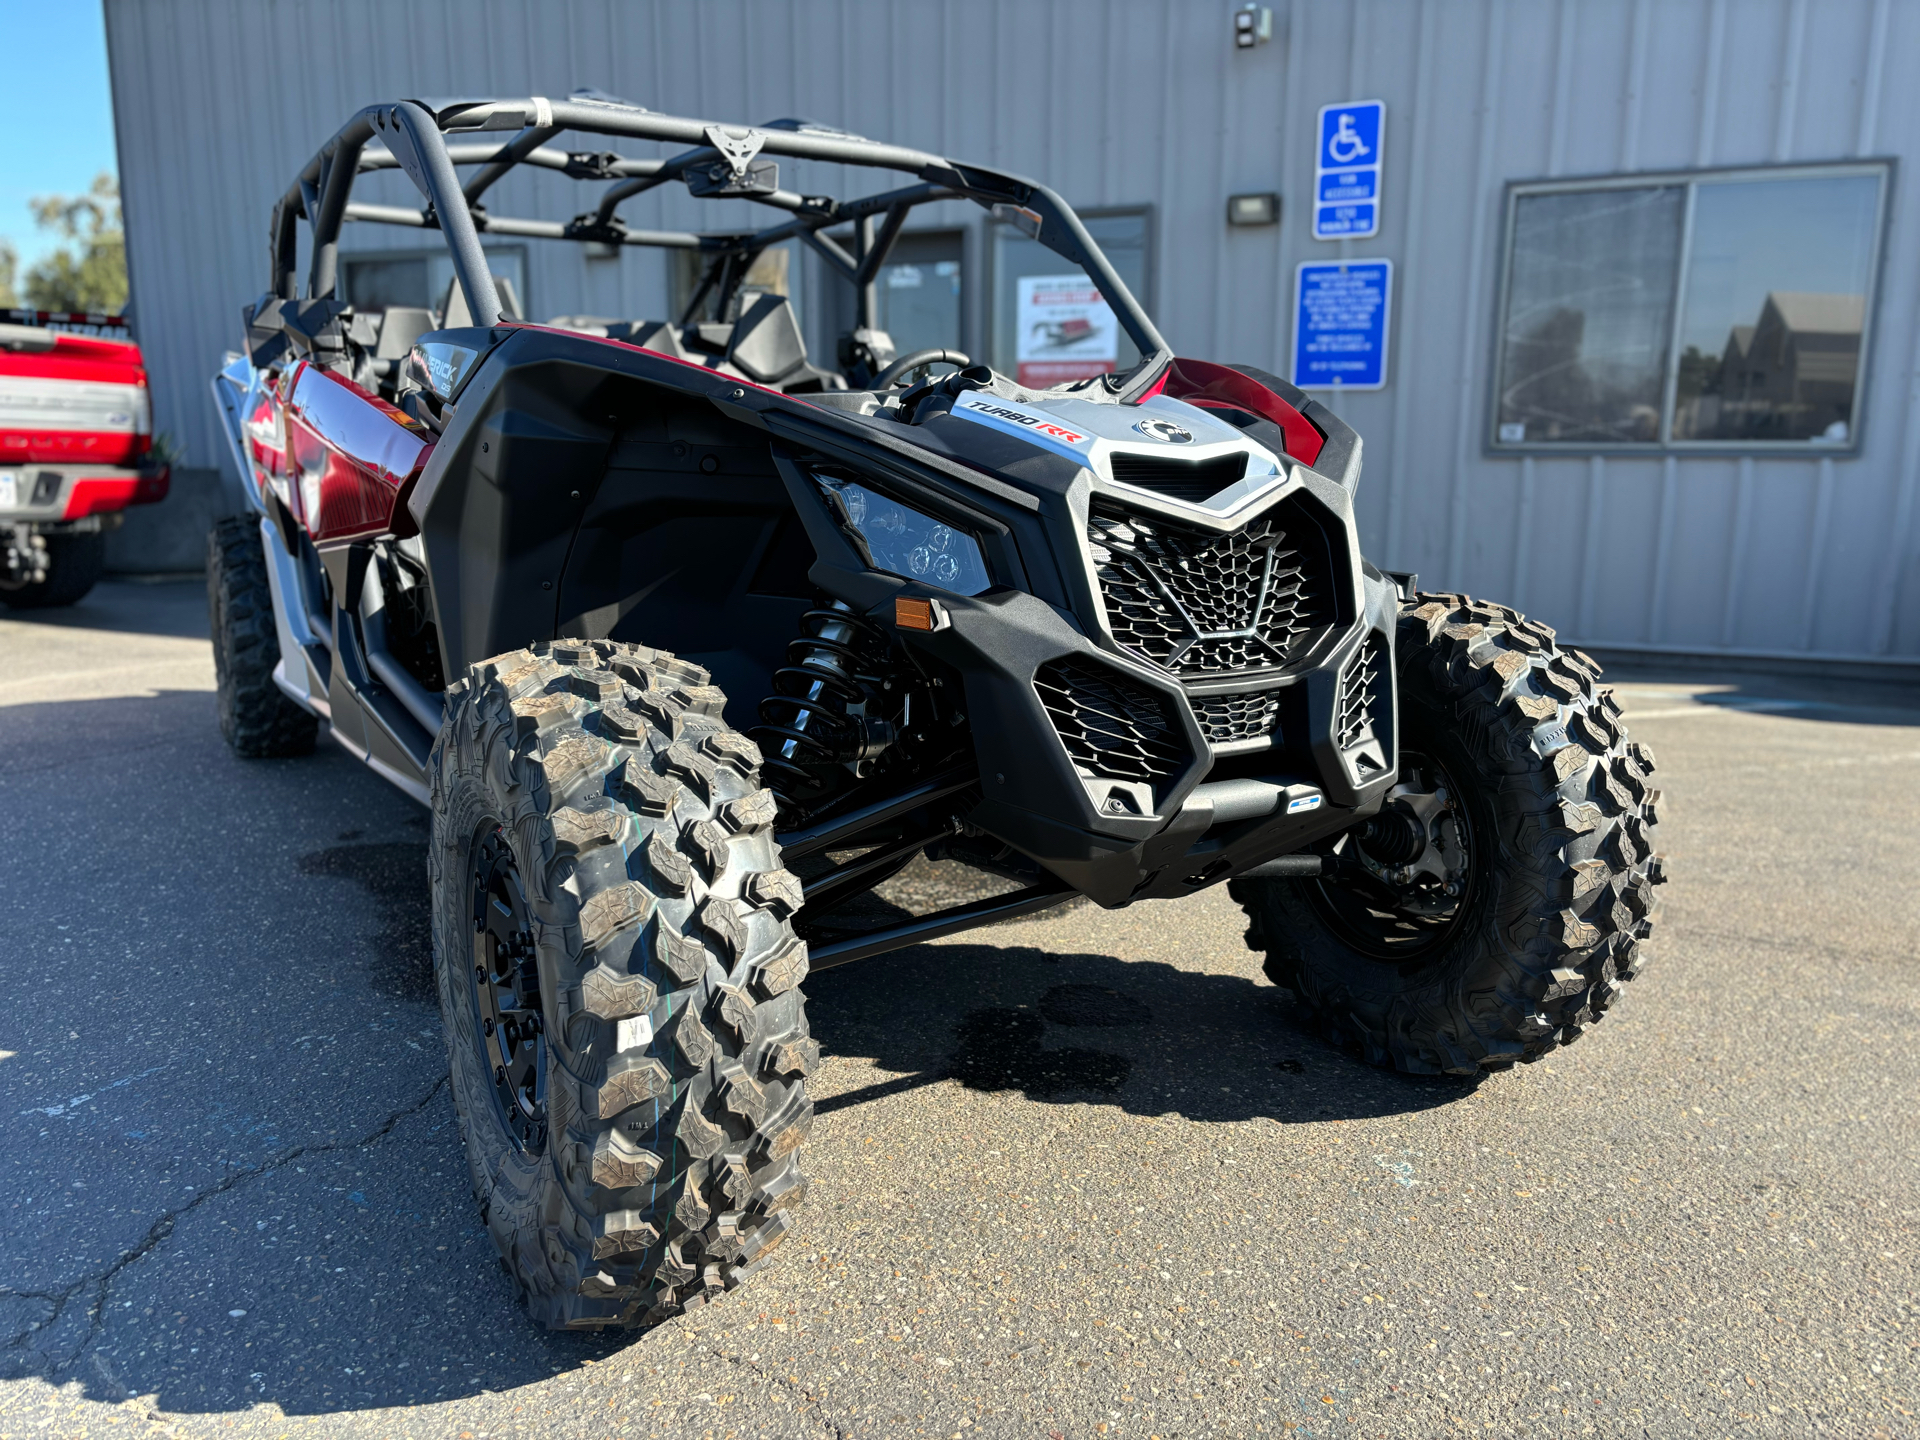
<box><xmin>1135</xmin><ymin>418</ymin><xmax>1193</xmax><ymax>444</ymax></box>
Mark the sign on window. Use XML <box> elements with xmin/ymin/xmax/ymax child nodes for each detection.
<box><xmin>1014</xmin><ymin>274</ymin><xmax>1117</xmax><ymax>388</ymax></box>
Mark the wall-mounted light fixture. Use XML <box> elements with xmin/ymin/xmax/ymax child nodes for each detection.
<box><xmin>1227</xmin><ymin>192</ymin><xmax>1281</xmax><ymax>226</ymax></box>
<box><xmin>1234</xmin><ymin>4</ymin><xmax>1273</xmax><ymax>48</ymax></box>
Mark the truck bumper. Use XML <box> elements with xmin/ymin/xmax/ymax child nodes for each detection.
<box><xmin>0</xmin><ymin>463</ymin><xmax>170</xmax><ymax>525</ymax></box>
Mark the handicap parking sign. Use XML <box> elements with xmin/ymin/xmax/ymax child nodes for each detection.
<box><xmin>1292</xmin><ymin>259</ymin><xmax>1393</xmax><ymax>390</ymax></box>
<box><xmin>1313</xmin><ymin>99</ymin><xmax>1384</xmax><ymax>240</ymax></box>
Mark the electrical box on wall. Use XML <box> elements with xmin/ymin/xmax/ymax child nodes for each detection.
<box><xmin>1234</xmin><ymin>4</ymin><xmax>1272</xmax><ymax>48</ymax></box>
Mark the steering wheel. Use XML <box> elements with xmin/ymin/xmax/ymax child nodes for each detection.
<box><xmin>873</xmin><ymin>348</ymin><xmax>971</xmax><ymax>389</ymax></box>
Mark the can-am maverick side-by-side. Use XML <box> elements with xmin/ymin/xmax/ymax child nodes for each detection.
<box><xmin>208</xmin><ymin>93</ymin><xmax>1666</xmax><ymax>1329</ymax></box>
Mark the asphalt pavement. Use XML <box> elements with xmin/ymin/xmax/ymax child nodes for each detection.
<box><xmin>0</xmin><ymin>578</ymin><xmax>1914</xmax><ymax>1439</ymax></box>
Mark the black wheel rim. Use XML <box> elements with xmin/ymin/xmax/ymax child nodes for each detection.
<box><xmin>470</xmin><ymin>824</ymin><xmax>548</xmax><ymax>1154</ymax></box>
<box><xmin>1303</xmin><ymin>750</ymin><xmax>1479</xmax><ymax>964</ymax></box>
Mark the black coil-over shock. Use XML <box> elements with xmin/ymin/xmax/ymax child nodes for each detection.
<box><xmin>751</xmin><ymin>600</ymin><xmax>899</xmax><ymax>818</ymax></box>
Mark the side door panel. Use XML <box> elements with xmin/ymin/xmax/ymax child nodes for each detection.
<box><xmin>281</xmin><ymin>361</ymin><xmax>433</xmax><ymax>544</ymax></box>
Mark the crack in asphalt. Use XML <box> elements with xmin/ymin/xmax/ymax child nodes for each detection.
<box><xmin>702</xmin><ymin>1340</ymin><xmax>849</xmax><ymax>1440</ymax></box>
<box><xmin>2</xmin><ymin>1074</ymin><xmax>450</xmax><ymax>1380</ymax></box>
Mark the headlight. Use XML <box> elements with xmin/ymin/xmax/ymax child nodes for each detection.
<box><xmin>814</xmin><ymin>476</ymin><xmax>992</xmax><ymax>596</ymax></box>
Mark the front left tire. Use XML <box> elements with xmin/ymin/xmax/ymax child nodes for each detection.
<box><xmin>430</xmin><ymin>638</ymin><xmax>816</xmax><ymax>1329</ymax></box>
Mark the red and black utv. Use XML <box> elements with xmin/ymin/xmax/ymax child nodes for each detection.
<box><xmin>208</xmin><ymin>93</ymin><xmax>1665</xmax><ymax>1329</ymax></box>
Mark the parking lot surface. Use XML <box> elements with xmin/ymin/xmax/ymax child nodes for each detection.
<box><xmin>0</xmin><ymin>578</ymin><xmax>1914</xmax><ymax>1439</ymax></box>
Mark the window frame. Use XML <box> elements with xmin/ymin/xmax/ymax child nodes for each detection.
<box><xmin>986</xmin><ymin>203</ymin><xmax>1157</xmax><ymax>383</ymax></box>
<box><xmin>1486</xmin><ymin>160</ymin><xmax>1894</xmax><ymax>457</ymax></box>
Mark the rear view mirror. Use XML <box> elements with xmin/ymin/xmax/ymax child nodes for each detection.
<box><xmin>990</xmin><ymin>203</ymin><xmax>1043</xmax><ymax>239</ymax></box>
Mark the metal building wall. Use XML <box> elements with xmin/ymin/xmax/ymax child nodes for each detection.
<box><xmin>105</xmin><ymin>0</ymin><xmax>1917</xmax><ymax>663</ymax></box>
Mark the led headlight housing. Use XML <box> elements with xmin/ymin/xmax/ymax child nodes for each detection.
<box><xmin>814</xmin><ymin>475</ymin><xmax>992</xmax><ymax>596</ymax></box>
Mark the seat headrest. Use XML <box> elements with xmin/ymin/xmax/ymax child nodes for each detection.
<box><xmin>726</xmin><ymin>292</ymin><xmax>808</xmax><ymax>385</ymax></box>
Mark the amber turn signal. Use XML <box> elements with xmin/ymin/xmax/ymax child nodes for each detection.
<box><xmin>894</xmin><ymin>596</ymin><xmax>935</xmax><ymax>631</ymax></box>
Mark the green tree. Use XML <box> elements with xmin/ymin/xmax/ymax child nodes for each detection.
<box><xmin>23</xmin><ymin>173</ymin><xmax>128</xmax><ymax>313</ymax></box>
<box><xmin>1674</xmin><ymin>344</ymin><xmax>1721</xmax><ymax>403</ymax></box>
<box><xmin>0</xmin><ymin>239</ymin><xmax>17</xmax><ymax>308</ymax></box>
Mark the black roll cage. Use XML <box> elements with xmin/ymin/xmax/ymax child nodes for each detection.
<box><xmin>270</xmin><ymin>93</ymin><xmax>1172</xmax><ymax>399</ymax></box>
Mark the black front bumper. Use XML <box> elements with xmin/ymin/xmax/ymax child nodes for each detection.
<box><xmin>776</xmin><ymin>431</ymin><xmax>1401</xmax><ymax>908</ymax></box>
<box><xmin>901</xmin><ymin>575</ymin><xmax>1400</xmax><ymax>907</ymax></box>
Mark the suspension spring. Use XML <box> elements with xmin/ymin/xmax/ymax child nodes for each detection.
<box><xmin>750</xmin><ymin>601</ymin><xmax>898</xmax><ymax>815</ymax></box>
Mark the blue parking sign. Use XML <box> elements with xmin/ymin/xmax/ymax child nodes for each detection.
<box><xmin>1313</xmin><ymin>99</ymin><xmax>1384</xmax><ymax>240</ymax></box>
<box><xmin>1292</xmin><ymin>260</ymin><xmax>1393</xmax><ymax>390</ymax></box>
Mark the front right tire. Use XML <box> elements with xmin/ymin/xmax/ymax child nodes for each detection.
<box><xmin>430</xmin><ymin>638</ymin><xmax>816</xmax><ymax>1329</ymax></box>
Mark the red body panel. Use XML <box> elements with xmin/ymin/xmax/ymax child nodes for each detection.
<box><xmin>281</xmin><ymin>361</ymin><xmax>433</xmax><ymax>544</ymax></box>
<box><xmin>1151</xmin><ymin>358</ymin><xmax>1326</xmax><ymax>468</ymax></box>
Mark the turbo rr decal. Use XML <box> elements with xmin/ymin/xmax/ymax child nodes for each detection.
<box><xmin>950</xmin><ymin>393</ymin><xmax>1093</xmax><ymax>464</ymax></box>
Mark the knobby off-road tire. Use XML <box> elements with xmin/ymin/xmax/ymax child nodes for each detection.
<box><xmin>1233</xmin><ymin>592</ymin><xmax>1668</xmax><ymax>1076</ymax></box>
<box><xmin>0</xmin><ymin>531</ymin><xmax>106</xmax><ymax>608</ymax></box>
<box><xmin>206</xmin><ymin>517</ymin><xmax>317</xmax><ymax>757</ymax></box>
<box><xmin>429</xmin><ymin>638</ymin><xmax>817</xmax><ymax>1329</ymax></box>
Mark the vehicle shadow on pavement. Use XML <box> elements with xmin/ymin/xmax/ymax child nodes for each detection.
<box><xmin>804</xmin><ymin>938</ymin><xmax>1472</xmax><ymax>1127</ymax></box>
<box><xmin>6</xmin><ymin>697</ymin><xmax>1459</xmax><ymax>1421</ymax></box>
<box><xmin>1600</xmin><ymin>660</ymin><xmax>1918</xmax><ymax>727</ymax></box>
<box><xmin>1</xmin><ymin>577</ymin><xmax>211</xmax><ymax>641</ymax></box>
<box><xmin>37</xmin><ymin>936</ymin><xmax>1463</xmax><ymax>1424</ymax></box>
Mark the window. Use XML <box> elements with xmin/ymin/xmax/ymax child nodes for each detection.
<box><xmin>818</xmin><ymin>231</ymin><xmax>962</xmax><ymax>358</ymax></box>
<box><xmin>871</xmin><ymin>231</ymin><xmax>964</xmax><ymax>357</ymax></box>
<box><xmin>344</xmin><ymin>246</ymin><xmax>527</xmax><ymax>321</ymax></box>
<box><xmin>991</xmin><ymin>209</ymin><xmax>1151</xmax><ymax>388</ymax></box>
<box><xmin>1491</xmin><ymin>164</ymin><xmax>1888</xmax><ymax>451</ymax></box>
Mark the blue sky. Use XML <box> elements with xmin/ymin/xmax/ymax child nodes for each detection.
<box><xmin>0</xmin><ymin>0</ymin><xmax>116</xmax><ymax>275</ymax></box>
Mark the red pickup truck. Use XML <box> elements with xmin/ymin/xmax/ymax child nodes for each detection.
<box><xmin>0</xmin><ymin>310</ymin><xmax>170</xmax><ymax>607</ymax></box>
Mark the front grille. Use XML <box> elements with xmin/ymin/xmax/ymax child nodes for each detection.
<box><xmin>1336</xmin><ymin>633</ymin><xmax>1386</xmax><ymax>752</ymax></box>
<box><xmin>1192</xmin><ymin>690</ymin><xmax>1282</xmax><ymax>746</ymax></box>
<box><xmin>1107</xmin><ymin>450</ymin><xmax>1248</xmax><ymax>503</ymax></box>
<box><xmin>1034</xmin><ymin>657</ymin><xmax>1188</xmax><ymax>796</ymax></box>
<box><xmin>1086</xmin><ymin>504</ymin><xmax>1337</xmax><ymax>678</ymax></box>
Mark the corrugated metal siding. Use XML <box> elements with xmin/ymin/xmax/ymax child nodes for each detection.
<box><xmin>105</xmin><ymin>0</ymin><xmax>1917</xmax><ymax>661</ymax></box>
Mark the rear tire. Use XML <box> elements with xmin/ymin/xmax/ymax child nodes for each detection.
<box><xmin>1233</xmin><ymin>592</ymin><xmax>1668</xmax><ymax>1076</ymax></box>
<box><xmin>207</xmin><ymin>517</ymin><xmax>318</xmax><ymax>757</ymax></box>
<box><xmin>0</xmin><ymin>532</ymin><xmax>106</xmax><ymax>608</ymax></box>
<box><xmin>430</xmin><ymin>638</ymin><xmax>815</xmax><ymax>1329</ymax></box>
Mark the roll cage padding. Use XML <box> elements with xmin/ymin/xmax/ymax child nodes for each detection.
<box><xmin>268</xmin><ymin>94</ymin><xmax>1172</xmax><ymax>401</ymax></box>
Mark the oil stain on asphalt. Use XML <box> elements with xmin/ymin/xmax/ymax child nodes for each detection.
<box><xmin>947</xmin><ymin>983</ymin><xmax>1154</xmax><ymax>1096</ymax></box>
<box><xmin>296</xmin><ymin>841</ymin><xmax>434</xmax><ymax>1002</ymax></box>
